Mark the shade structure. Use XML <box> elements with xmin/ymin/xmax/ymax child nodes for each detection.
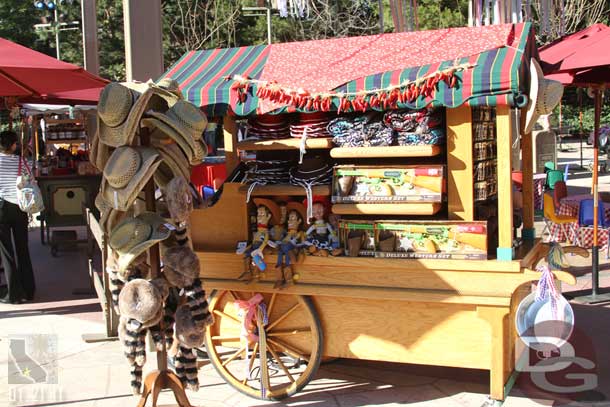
<box><xmin>161</xmin><ymin>22</ymin><xmax>536</xmax><ymax>117</ymax></box>
<box><xmin>539</xmin><ymin>24</ymin><xmax>610</xmax><ymax>302</ymax></box>
<box><xmin>0</xmin><ymin>37</ymin><xmax>107</xmax><ymax>104</ymax></box>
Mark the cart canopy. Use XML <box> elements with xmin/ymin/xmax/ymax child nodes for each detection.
<box><xmin>162</xmin><ymin>22</ymin><xmax>535</xmax><ymax>117</ymax></box>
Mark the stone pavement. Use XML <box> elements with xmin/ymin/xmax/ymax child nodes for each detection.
<box><xmin>1</xmin><ymin>138</ymin><xmax>610</xmax><ymax>407</ymax></box>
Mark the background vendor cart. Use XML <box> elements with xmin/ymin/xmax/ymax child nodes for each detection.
<box><xmin>164</xmin><ymin>22</ymin><xmax>570</xmax><ymax>404</ymax></box>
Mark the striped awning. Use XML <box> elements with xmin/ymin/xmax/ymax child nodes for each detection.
<box><xmin>161</xmin><ymin>23</ymin><xmax>535</xmax><ymax>117</ymax></box>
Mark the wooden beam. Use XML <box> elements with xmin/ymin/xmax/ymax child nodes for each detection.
<box><xmin>446</xmin><ymin>106</ymin><xmax>474</xmax><ymax>220</ymax></box>
<box><xmin>496</xmin><ymin>106</ymin><xmax>513</xmax><ymax>259</ymax></box>
<box><xmin>520</xmin><ymin>109</ymin><xmax>535</xmax><ymax>236</ymax></box>
<box><xmin>223</xmin><ymin>115</ymin><xmax>239</xmax><ymax>175</ymax></box>
<box><xmin>477</xmin><ymin>305</ymin><xmax>510</xmax><ymax>401</ymax></box>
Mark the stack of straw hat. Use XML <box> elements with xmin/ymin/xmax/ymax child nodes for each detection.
<box><xmin>93</xmin><ymin>79</ymin><xmax>213</xmax><ymax>395</ymax></box>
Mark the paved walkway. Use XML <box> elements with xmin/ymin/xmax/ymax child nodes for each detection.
<box><xmin>1</xmin><ymin>138</ymin><xmax>610</xmax><ymax>407</ymax></box>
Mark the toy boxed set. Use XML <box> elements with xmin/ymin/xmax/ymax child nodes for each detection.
<box><xmin>338</xmin><ymin>220</ymin><xmax>376</xmax><ymax>257</ymax></box>
<box><xmin>332</xmin><ymin>165</ymin><xmax>445</xmax><ymax>204</ymax></box>
<box><xmin>374</xmin><ymin>221</ymin><xmax>487</xmax><ymax>260</ymax></box>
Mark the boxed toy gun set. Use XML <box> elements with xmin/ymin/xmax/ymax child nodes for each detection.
<box><xmin>340</xmin><ymin>220</ymin><xmax>488</xmax><ymax>260</ymax></box>
<box><xmin>332</xmin><ymin>165</ymin><xmax>444</xmax><ymax>203</ymax></box>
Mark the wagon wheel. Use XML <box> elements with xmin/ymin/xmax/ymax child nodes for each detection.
<box><xmin>204</xmin><ymin>290</ymin><xmax>323</xmax><ymax>400</ymax></box>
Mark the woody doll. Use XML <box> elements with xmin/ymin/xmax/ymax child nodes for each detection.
<box><xmin>237</xmin><ymin>198</ymin><xmax>280</xmax><ymax>283</ymax></box>
<box><xmin>274</xmin><ymin>202</ymin><xmax>307</xmax><ymax>289</ymax></box>
<box><xmin>305</xmin><ymin>196</ymin><xmax>342</xmax><ymax>257</ymax></box>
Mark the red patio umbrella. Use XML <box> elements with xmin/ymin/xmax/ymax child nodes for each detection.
<box><xmin>539</xmin><ymin>24</ymin><xmax>610</xmax><ymax>302</ymax></box>
<box><xmin>0</xmin><ymin>37</ymin><xmax>107</xmax><ymax>104</ymax></box>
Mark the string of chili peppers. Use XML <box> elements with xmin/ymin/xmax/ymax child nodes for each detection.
<box><xmin>229</xmin><ymin>62</ymin><xmax>476</xmax><ymax>114</ymax></box>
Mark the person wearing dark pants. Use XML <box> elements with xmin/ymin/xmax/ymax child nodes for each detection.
<box><xmin>0</xmin><ymin>130</ymin><xmax>35</xmax><ymax>304</ymax></box>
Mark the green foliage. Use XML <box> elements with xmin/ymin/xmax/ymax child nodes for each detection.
<box><xmin>0</xmin><ymin>0</ymin><xmax>53</xmax><ymax>54</ymax></box>
<box><xmin>558</xmin><ymin>100</ymin><xmax>610</xmax><ymax>135</ymax></box>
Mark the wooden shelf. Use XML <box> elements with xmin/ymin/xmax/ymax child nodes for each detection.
<box><xmin>46</xmin><ymin>138</ymin><xmax>86</xmax><ymax>144</ymax></box>
<box><xmin>238</xmin><ymin>184</ymin><xmax>331</xmax><ymax>196</ymax></box>
<box><xmin>330</xmin><ymin>145</ymin><xmax>442</xmax><ymax>158</ymax></box>
<box><xmin>237</xmin><ymin>138</ymin><xmax>332</xmax><ymax>151</ymax></box>
<box><xmin>45</xmin><ymin>119</ymin><xmax>83</xmax><ymax>125</ymax></box>
<box><xmin>332</xmin><ymin>202</ymin><xmax>442</xmax><ymax>215</ymax></box>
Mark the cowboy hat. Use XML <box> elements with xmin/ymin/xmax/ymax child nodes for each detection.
<box><xmin>118</xmin><ymin>278</ymin><xmax>163</xmax><ymax>325</ymax></box>
<box><xmin>524</xmin><ymin>59</ymin><xmax>564</xmax><ymax>134</ymax></box>
<box><xmin>140</xmin><ymin>100</ymin><xmax>208</xmax><ymax>163</ymax></box>
<box><xmin>152</xmin><ymin>78</ymin><xmax>184</xmax><ymax>101</ymax></box>
<box><xmin>101</xmin><ymin>146</ymin><xmax>161</xmax><ymax>211</ymax></box>
<box><xmin>164</xmin><ymin>176</ymin><xmax>193</xmax><ymax>223</ymax></box>
<box><xmin>109</xmin><ymin>212</ymin><xmax>171</xmax><ymax>271</ymax></box>
<box><xmin>162</xmin><ymin>245</ymin><xmax>200</xmax><ymax>288</ymax></box>
<box><xmin>252</xmin><ymin>198</ymin><xmax>281</xmax><ymax>225</ymax></box>
<box><xmin>95</xmin><ymin>192</ymin><xmax>128</xmax><ymax>236</ymax></box>
<box><xmin>153</xmin><ymin>141</ymin><xmax>191</xmax><ymax>188</ymax></box>
<box><xmin>97</xmin><ymin>82</ymin><xmax>166</xmax><ymax>148</ymax></box>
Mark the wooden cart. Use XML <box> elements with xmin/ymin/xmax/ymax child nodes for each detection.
<box><xmin>188</xmin><ymin>104</ymin><xmax>575</xmax><ymax>404</ymax></box>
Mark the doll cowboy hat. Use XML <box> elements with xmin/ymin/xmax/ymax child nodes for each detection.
<box><xmin>118</xmin><ymin>278</ymin><xmax>163</xmax><ymax>328</ymax></box>
<box><xmin>162</xmin><ymin>245</ymin><xmax>200</xmax><ymax>288</ymax></box>
<box><xmin>175</xmin><ymin>304</ymin><xmax>205</xmax><ymax>348</ymax></box>
<box><xmin>252</xmin><ymin>198</ymin><xmax>281</xmax><ymax>225</ymax></box>
<box><xmin>286</xmin><ymin>201</ymin><xmax>307</xmax><ymax>224</ymax></box>
<box><xmin>141</xmin><ymin>100</ymin><xmax>208</xmax><ymax>163</ymax></box>
<box><xmin>101</xmin><ymin>146</ymin><xmax>161</xmax><ymax>211</ymax></box>
<box><xmin>524</xmin><ymin>59</ymin><xmax>564</xmax><ymax>134</ymax></box>
<box><xmin>109</xmin><ymin>212</ymin><xmax>171</xmax><ymax>271</ymax></box>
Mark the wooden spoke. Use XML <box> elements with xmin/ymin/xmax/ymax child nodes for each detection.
<box><xmin>221</xmin><ymin>346</ymin><xmax>246</xmax><ymax>367</ymax></box>
<box><xmin>267</xmin><ymin>328</ymin><xmax>311</xmax><ymax>337</ymax></box>
<box><xmin>266</xmin><ymin>303</ymin><xmax>301</xmax><ymax>331</ymax></box>
<box><xmin>267</xmin><ymin>345</ymin><xmax>295</xmax><ymax>383</ymax></box>
<box><xmin>212</xmin><ymin>335</ymin><xmax>241</xmax><ymax>341</ymax></box>
<box><xmin>229</xmin><ymin>291</ymin><xmax>243</xmax><ymax>301</ymax></box>
<box><xmin>268</xmin><ymin>338</ymin><xmax>309</xmax><ymax>362</ymax></box>
<box><xmin>257</xmin><ymin>308</ymin><xmax>271</xmax><ymax>395</ymax></box>
<box><xmin>214</xmin><ymin>310</ymin><xmax>241</xmax><ymax>324</ymax></box>
<box><xmin>242</xmin><ymin>342</ymin><xmax>259</xmax><ymax>385</ymax></box>
<box><xmin>267</xmin><ymin>293</ymin><xmax>278</xmax><ymax>317</ymax></box>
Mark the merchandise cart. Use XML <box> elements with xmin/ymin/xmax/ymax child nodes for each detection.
<box><xmin>166</xmin><ymin>22</ymin><xmax>574</xmax><ymax>404</ymax></box>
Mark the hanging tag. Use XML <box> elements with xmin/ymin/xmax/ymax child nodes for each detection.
<box><xmin>164</xmin><ymin>222</ymin><xmax>177</xmax><ymax>231</ymax></box>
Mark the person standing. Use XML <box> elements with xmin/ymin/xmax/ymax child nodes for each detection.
<box><xmin>0</xmin><ymin>130</ymin><xmax>35</xmax><ymax>304</ymax></box>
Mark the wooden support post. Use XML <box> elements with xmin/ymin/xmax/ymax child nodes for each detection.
<box><xmin>477</xmin><ymin>306</ymin><xmax>510</xmax><ymax>402</ymax></box>
<box><xmin>447</xmin><ymin>105</ymin><xmax>474</xmax><ymax>221</ymax></box>
<box><xmin>137</xmin><ymin>129</ymin><xmax>192</xmax><ymax>407</ymax></box>
<box><xmin>521</xmin><ymin>109</ymin><xmax>535</xmax><ymax>239</ymax></box>
<box><xmin>496</xmin><ymin>106</ymin><xmax>513</xmax><ymax>260</ymax></box>
<box><xmin>223</xmin><ymin>115</ymin><xmax>239</xmax><ymax>175</ymax></box>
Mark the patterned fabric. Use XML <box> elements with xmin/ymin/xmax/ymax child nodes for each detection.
<box><xmin>161</xmin><ymin>23</ymin><xmax>534</xmax><ymax>116</ymax></box>
<box><xmin>549</xmin><ymin>196</ymin><xmax>610</xmax><ymax>247</ymax></box>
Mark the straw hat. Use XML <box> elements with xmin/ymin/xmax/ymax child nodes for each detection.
<box><xmin>152</xmin><ymin>78</ymin><xmax>184</xmax><ymax>102</ymax></box>
<box><xmin>515</xmin><ymin>291</ymin><xmax>574</xmax><ymax>351</ymax></box>
<box><xmin>95</xmin><ymin>192</ymin><xmax>128</xmax><ymax>235</ymax></box>
<box><xmin>101</xmin><ymin>146</ymin><xmax>161</xmax><ymax>211</ymax></box>
<box><xmin>153</xmin><ymin>141</ymin><xmax>191</xmax><ymax>188</ymax></box>
<box><xmin>109</xmin><ymin>212</ymin><xmax>171</xmax><ymax>271</ymax></box>
<box><xmin>141</xmin><ymin>100</ymin><xmax>208</xmax><ymax>163</ymax></box>
<box><xmin>118</xmin><ymin>278</ymin><xmax>163</xmax><ymax>326</ymax></box>
<box><xmin>175</xmin><ymin>304</ymin><xmax>205</xmax><ymax>348</ymax></box>
<box><xmin>524</xmin><ymin>59</ymin><xmax>564</xmax><ymax>134</ymax></box>
<box><xmin>164</xmin><ymin>176</ymin><xmax>193</xmax><ymax>223</ymax></box>
<box><xmin>97</xmin><ymin>82</ymin><xmax>157</xmax><ymax>147</ymax></box>
<box><xmin>253</xmin><ymin>198</ymin><xmax>281</xmax><ymax>225</ymax></box>
<box><xmin>162</xmin><ymin>245</ymin><xmax>200</xmax><ymax>288</ymax></box>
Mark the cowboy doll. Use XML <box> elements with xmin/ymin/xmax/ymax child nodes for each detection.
<box><xmin>237</xmin><ymin>198</ymin><xmax>280</xmax><ymax>283</ymax></box>
<box><xmin>270</xmin><ymin>198</ymin><xmax>288</xmax><ymax>242</ymax></box>
<box><xmin>305</xmin><ymin>196</ymin><xmax>342</xmax><ymax>257</ymax></box>
<box><xmin>275</xmin><ymin>202</ymin><xmax>307</xmax><ymax>289</ymax></box>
